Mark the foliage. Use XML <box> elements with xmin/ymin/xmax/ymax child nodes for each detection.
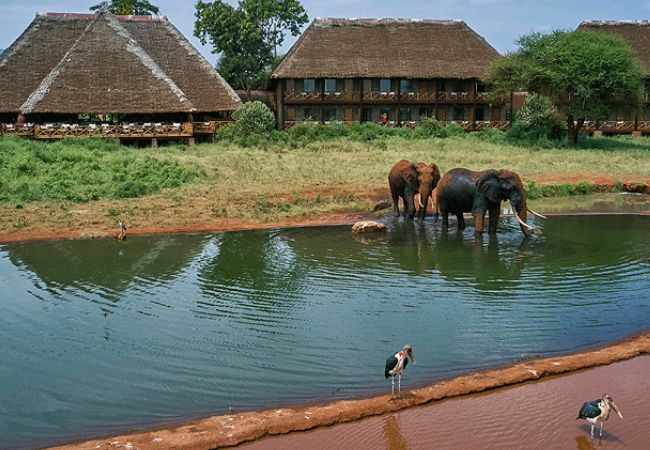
<box><xmin>231</xmin><ymin>101</ymin><xmax>277</xmax><ymax>134</ymax></box>
<box><xmin>0</xmin><ymin>137</ymin><xmax>202</xmax><ymax>204</ymax></box>
<box><xmin>487</xmin><ymin>30</ymin><xmax>644</xmax><ymax>145</ymax></box>
<box><xmin>507</xmin><ymin>94</ymin><xmax>565</xmax><ymax>142</ymax></box>
<box><xmin>413</xmin><ymin>117</ymin><xmax>445</xmax><ymax>138</ymax></box>
<box><xmin>524</xmin><ymin>180</ymin><xmax>597</xmax><ymax>199</ymax></box>
<box><xmin>90</xmin><ymin>0</ymin><xmax>160</xmax><ymax>14</ymax></box>
<box><xmin>195</xmin><ymin>0</ymin><xmax>308</xmax><ymax>94</ymax></box>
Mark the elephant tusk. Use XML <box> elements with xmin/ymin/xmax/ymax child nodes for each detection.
<box><xmin>527</xmin><ymin>207</ymin><xmax>548</xmax><ymax>219</ymax></box>
<box><xmin>514</xmin><ymin>212</ymin><xmax>535</xmax><ymax>230</ymax></box>
<box><xmin>419</xmin><ymin>196</ymin><xmax>424</xmax><ymax>209</ymax></box>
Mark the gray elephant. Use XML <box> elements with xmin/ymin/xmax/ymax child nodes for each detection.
<box><xmin>436</xmin><ymin>168</ymin><xmax>546</xmax><ymax>237</ymax></box>
<box><xmin>388</xmin><ymin>159</ymin><xmax>441</xmax><ymax>220</ymax></box>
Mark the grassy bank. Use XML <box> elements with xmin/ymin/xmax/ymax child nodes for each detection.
<box><xmin>1</xmin><ymin>133</ymin><xmax>649</xmax><ymax>238</ymax></box>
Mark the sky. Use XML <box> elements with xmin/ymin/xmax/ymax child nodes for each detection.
<box><xmin>1</xmin><ymin>0</ymin><xmax>650</xmax><ymax>62</ymax></box>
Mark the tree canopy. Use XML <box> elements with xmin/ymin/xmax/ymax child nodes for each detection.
<box><xmin>90</xmin><ymin>0</ymin><xmax>160</xmax><ymax>15</ymax></box>
<box><xmin>487</xmin><ymin>30</ymin><xmax>644</xmax><ymax>145</ymax></box>
<box><xmin>194</xmin><ymin>0</ymin><xmax>308</xmax><ymax>97</ymax></box>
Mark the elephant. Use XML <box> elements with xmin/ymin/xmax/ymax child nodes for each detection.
<box><xmin>388</xmin><ymin>159</ymin><xmax>441</xmax><ymax>220</ymax></box>
<box><xmin>435</xmin><ymin>168</ymin><xmax>546</xmax><ymax>237</ymax></box>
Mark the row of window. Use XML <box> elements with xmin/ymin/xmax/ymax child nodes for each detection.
<box><xmin>287</xmin><ymin>79</ymin><xmax>486</xmax><ymax>94</ymax></box>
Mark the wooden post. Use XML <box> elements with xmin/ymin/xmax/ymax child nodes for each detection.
<box><xmin>359</xmin><ymin>78</ymin><xmax>364</xmax><ymax>123</ymax></box>
<box><xmin>277</xmin><ymin>80</ymin><xmax>285</xmax><ymax>129</ymax></box>
<box><xmin>151</xmin><ymin>138</ymin><xmax>158</xmax><ymax>148</ymax></box>
<box><xmin>320</xmin><ymin>79</ymin><xmax>325</xmax><ymax>124</ymax></box>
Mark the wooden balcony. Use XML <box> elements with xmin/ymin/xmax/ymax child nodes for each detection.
<box><xmin>363</xmin><ymin>91</ymin><xmax>399</xmax><ymax>103</ymax></box>
<box><xmin>1</xmin><ymin>121</ymin><xmax>234</xmax><ymax>140</ymax></box>
<box><xmin>437</xmin><ymin>91</ymin><xmax>475</xmax><ymax>103</ymax></box>
<box><xmin>473</xmin><ymin>120</ymin><xmax>510</xmax><ymax>131</ymax></box>
<box><xmin>398</xmin><ymin>92</ymin><xmax>436</xmax><ymax>103</ymax></box>
<box><xmin>282</xmin><ymin>120</ymin><xmax>511</xmax><ymax>131</ymax></box>
<box><xmin>594</xmin><ymin>121</ymin><xmax>635</xmax><ymax>133</ymax></box>
<box><xmin>322</xmin><ymin>91</ymin><xmax>360</xmax><ymax>103</ymax></box>
<box><xmin>283</xmin><ymin>91</ymin><xmax>322</xmax><ymax>104</ymax></box>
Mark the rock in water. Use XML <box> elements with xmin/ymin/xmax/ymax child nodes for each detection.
<box><xmin>352</xmin><ymin>221</ymin><xmax>387</xmax><ymax>234</ymax></box>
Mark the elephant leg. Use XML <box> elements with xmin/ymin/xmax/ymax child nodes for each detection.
<box><xmin>488</xmin><ymin>205</ymin><xmax>500</xmax><ymax>234</ymax></box>
<box><xmin>405</xmin><ymin>191</ymin><xmax>416</xmax><ymax>220</ymax></box>
<box><xmin>391</xmin><ymin>190</ymin><xmax>401</xmax><ymax>217</ymax></box>
<box><xmin>473</xmin><ymin>210</ymin><xmax>486</xmax><ymax>234</ymax></box>
<box><xmin>441</xmin><ymin>208</ymin><xmax>449</xmax><ymax>230</ymax></box>
<box><xmin>456</xmin><ymin>213</ymin><xmax>465</xmax><ymax>231</ymax></box>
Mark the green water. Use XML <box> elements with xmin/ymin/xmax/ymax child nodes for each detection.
<box><xmin>1</xmin><ymin>214</ymin><xmax>649</xmax><ymax>448</ymax></box>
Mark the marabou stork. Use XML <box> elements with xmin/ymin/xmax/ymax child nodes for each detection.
<box><xmin>384</xmin><ymin>344</ymin><xmax>415</xmax><ymax>399</ymax></box>
<box><xmin>577</xmin><ymin>394</ymin><xmax>623</xmax><ymax>438</ymax></box>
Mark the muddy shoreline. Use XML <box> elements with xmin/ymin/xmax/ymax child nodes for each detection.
<box><xmin>48</xmin><ymin>330</ymin><xmax>650</xmax><ymax>450</ymax></box>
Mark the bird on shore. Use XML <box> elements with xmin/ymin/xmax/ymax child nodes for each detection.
<box><xmin>577</xmin><ymin>393</ymin><xmax>623</xmax><ymax>438</ymax></box>
<box><xmin>385</xmin><ymin>344</ymin><xmax>415</xmax><ymax>399</ymax></box>
<box><xmin>116</xmin><ymin>219</ymin><xmax>127</xmax><ymax>240</ymax></box>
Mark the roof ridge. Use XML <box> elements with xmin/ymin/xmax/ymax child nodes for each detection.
<box><xmin>314</xmin><ymin>17</ymin><xmax>464</xmax><ymax>24</ymax></box>
<box><xmin>158</xmin><ymin>19</ymin><xmax>241</xmax><ymax>106</ymax></box>
<box><xmin>581</xmin><ymin>19</ymin><xmax>650</xmax><ymax>26</ymax></box>
<box><xmin>38</xmin><ymin>12</ymin><xmax>167</xmax><ymax>21</ymax></box>
<box><xmin>21</xmin><ymin>10</ymin><xmax>195</xmax><ymax>114</ymax></box>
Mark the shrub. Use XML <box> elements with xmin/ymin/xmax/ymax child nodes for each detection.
<box><xmin>413</xmin><ymin>117</ymin><xmax>445</xmax><ymax>138</ymax></box>
<box><xmin>507</xmin><ymin>94</ymin><xmax>564</xmax><ymax>143</ymax></box>
<box><xmin>231</xmin><ymin>101</ymin><xmax>276</xmax><ymax>134</ymax></box>
<box><xmin>443</xmin><ymin>122</ymin><xmax>467</xmax><ymax>138</ymax></box>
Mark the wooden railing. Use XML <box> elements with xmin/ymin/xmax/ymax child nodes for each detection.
<box><xmin>583</xmin><ymin>120</ymin><xmax>636</xmax><ymax>133</ymax></box>
<box><xmin>283</xmin><ymin>91</ymin><xmax>322</xmax><ymax>102</ymax></box>
<box><xmin>363</xmin><ymin>91</ymin><xmax>399</xmax><ymax>102</ymax></box>
<box><xmin>283</xmin><ymin>90</ymin><xmax>492</xmax><ymax>104</ymax></box>
<box><xmin>282</xmin><ymin>120</ymin><xmax>511</xmax><ymax>131</ymax></box>
<box><xmin>0</xmin><ymin>121</ymin><xmax>234</xmax><ymax>139</ymax></box>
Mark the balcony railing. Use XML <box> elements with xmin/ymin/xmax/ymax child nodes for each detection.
<box><xmin>283</xmin><ymin>91</ymin><xmax>322</xmax><ymax>103</ymax></box>
<box><xmin>283</xmin><ymin>90</ymin><xmax>493</xmax><ymax>104</ymax></box>
<box><xmin>283</xmin><ymin>119</ymin><xmax>511</xmax><ymax>131</ymax></box>
<box><xmin>0</xmin><ymin>121</ymin><xmax>234</xmax><ymax>139</ymax></box>
<box><xmin>363</xmin><ymin>91</ymin><xmax>399</xmax><ymax>102</ymax></box>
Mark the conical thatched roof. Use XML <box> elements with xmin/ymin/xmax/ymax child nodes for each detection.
<box><xmin>579</xmin><ymin>21</ymin><xmax>650</xmax><ymax>76</ymax></box>
<box><xmin>0</xmin><ymin>11</ymin><xmax>240</xmax><ymax>114</ymax></box>
<box><xmin>272</xmin><ymin>18</ymin><xmax>500</xmax><ymax>80</ymax></box>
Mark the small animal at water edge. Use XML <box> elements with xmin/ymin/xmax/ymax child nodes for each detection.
<box><xmin>116</xmin><ymin>219</ymin><xmax>127</xmax><ymax>241</ymax></box>
<box><xmin>577</xmin><ymin>393</ymin><xmax>623</xmax><ymax>438</ymax></box>
<box><xmin>385</xmin><ymin>344</ymin><xmax>416</xmax><ymax>399</ymax></box>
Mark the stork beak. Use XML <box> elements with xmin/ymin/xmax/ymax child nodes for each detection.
<box><xmin>408</xmin><ymin>349</ymin><xmax>416</xmax><ymax>365</ymax></box>
<box><xmin>611</xmin><ymin>402</ymin><xmax>623</xmax><ymax>419</ymax></box>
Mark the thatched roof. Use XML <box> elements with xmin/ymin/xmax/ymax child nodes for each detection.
<box><xmin>579</xmin><ymin>21</ymin><xmax>650</xmax><ymax>76</ymax></box>
<box><xmin>272</xmin><ymin>18</ymin><xmax>500</xmax><ymax>80</ymax></box>
<box><xmin>0</xmin><ymin>11</ymin><xmax>240</xmax><ymax>114</ymax></box>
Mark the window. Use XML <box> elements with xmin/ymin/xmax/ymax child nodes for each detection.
<box><xmin>303</xmin><ymin>79</ymin><xmax>316</xmax><ymax>92</ymax></box>
<box><xmin>324</xmin><ymin>79</ymin><xmax>337</xmax><ymax>92</ymax></box>
<box><xmin>476</xmin><ymin>82</ymin><xmax>486</xmax><ymax>93</ymax></box>
<box><xmin>419</xmin><ymin>107</ymin><xmax>431</xmax><ymax>119</ymax></box>
<box><xmin>475</xmin><ymin>108</ymin><xmax>485</xmax><ymax>121</ymax></box>
<box><xmin>323</xmin><ymin>107</ymin><xmax>339</xmax><ymax>122</ymax></box>
<box><xmin>303</xmin><ymin>107</ymin><xmax>316</xmax><ymax>121</ymax></box>
<box><xmin>286</xmin><ymin>79</ymin><xmax>295</xmax><ymax>91</ymax></box>
<box><xmin>399</xmin><ymin>107</ymin><xmax>412</xmax><ymax>121</ymax></box>
<box><xmin>380</xmin><ymin>79</ymin><xmax>391</xmax><ymax>93</ymax></box>
<box><xmin>400</xmin><ymin>79</ymin><xmax>415</xmax><ymax>93</ymax></box>
<box><xmin>362</xmin><ymin>107</ymin><xmax>372</xmax><ymax>122</ymax></box>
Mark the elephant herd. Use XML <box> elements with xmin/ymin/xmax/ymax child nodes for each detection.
<box><xmin>388</xmin><ymin>160</ymin><xmax>546</xmax><ymax>238</ymax></box>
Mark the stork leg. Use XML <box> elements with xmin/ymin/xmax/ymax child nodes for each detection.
<box><xmin>600</xmin><ymin>421</ymin><xmax>604</xmax><ymax>438</ymax></box>
<box><xmin>391</xmin><ymin>376</ymin><xmax>395</xmax><ymax>396</ymax></box>
<box><xmin>398</xmin><ymin>374</ymin><xmax>401</xmax><ymax>399</ymax></box>
<box><xmin>590</xmin><ymin>423</ymin><xmax>594</xmax><ymax>438</ymax></box>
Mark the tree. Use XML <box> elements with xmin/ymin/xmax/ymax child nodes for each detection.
<box><xmin>194</xmin><ymin>0</ymin><xmax>308</xmax><ymax>99</ymax></box>
<box><xmin>487</xmin><ymin>30</ymin><xmax>644</xmax><ymax>145</ymax></box>
<box><xmin>90</xmin><ymin>0</ymin><xmax>160</xmax><ymax>15</ymax></box>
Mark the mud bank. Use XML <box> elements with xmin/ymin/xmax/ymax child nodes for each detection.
<box><xmin>49</xmin><ymin>332</ymin><xmax>650</xmax><ymax>450</ymax></box>
<box><xmin>244</xmin><ymin>356</ymin><xmax>650</xmax><ymax>450</ymax></box>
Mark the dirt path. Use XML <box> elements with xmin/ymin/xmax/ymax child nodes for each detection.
<box><xmin>49</xmin><ymin>332</ymin><xmax>650</xmax><ymax>450</ymax></box>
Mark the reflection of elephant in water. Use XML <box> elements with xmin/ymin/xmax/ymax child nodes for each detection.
<box><xmin>388</xmin><ymin>159</ymin><xmax>441</xmax><ymax>220</ymax></box>
<box><xmin>436</xmin><ymin>168</ymin><xmax>545</xmax><ymax>237</ymax></box>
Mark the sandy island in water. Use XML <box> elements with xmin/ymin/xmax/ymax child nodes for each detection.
<box><xmin>48</xmin><ymin>332</ymin><xmax>650</xmax><ymax>449</ymax></box>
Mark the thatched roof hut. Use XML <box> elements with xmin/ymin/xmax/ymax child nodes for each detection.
<box><xmin>271</xmin><ymin>18</ymin><xmax>500</xmax><ymax>80</ymax></box>
<box><xmin>0</xmin><ymin>10</ymin><xmax>240</xmax><ymax>116</ymax></box>
<box><xmin>579</xmin><ymin>21</ymin><xmax>650</xmax><ymax>76</ymax></box>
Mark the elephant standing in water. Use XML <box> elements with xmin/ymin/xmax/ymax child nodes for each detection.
<box><xmin>388</xmin><ymin>160</ymin><xmax>441</xmax><ymax>220</ymax></box>
<box><xmin>436</xmin><ymin>168</ymin><xmax>546</xmax><ymax>237</ymax></box>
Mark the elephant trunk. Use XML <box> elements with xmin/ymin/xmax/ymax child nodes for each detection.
<box><xmin>511</xmin><ymin>198</ymin><xmax>533</xmax><ymax>237</ymax></box>
<box><xmin>418</xmin><ymin>193</ymin><xmax>430</xmax><ymax>219</ymax></box>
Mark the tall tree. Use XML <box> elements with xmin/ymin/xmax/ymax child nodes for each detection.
<box><xmin>487</xmin><ymin>30</ymin><xmax>644</xmax><ymax>145</ymax></box>
<box><xmin>90</xmin><ymin>0</ymin><xmax>160</xmax><ymax>15</ymax></box>
<box><xmin>194</xmin><ymin>0</ymin><xmax>308</xmax><ymax>98</ymax></box>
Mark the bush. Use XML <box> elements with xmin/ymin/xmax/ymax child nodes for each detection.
<box><xmin>231</xmin><ymin>101</ymin><xmax>276</xmax><ymax>134</ymax></box>
<box><xmin>507</xmin><ymin>94</ymin><xmax>564</xmax><ymax>143</ymax></box>
<box><xmin>413</xmin><ymin>117</ymin><xmax>445</xmax><ymax>138</ymax></box>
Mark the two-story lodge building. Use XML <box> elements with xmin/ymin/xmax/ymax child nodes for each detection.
<box><xmin>270</xmin><ymin>18</ymin><xmax>508</xmax><ymax>130</ymax></box>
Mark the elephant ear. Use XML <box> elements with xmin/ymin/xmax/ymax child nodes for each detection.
<box><xmin>430</xmin><ymin>163</ymin><xmax>441</xmax><ymax>187</ymax></box>
<box><xmin>476</xmin><ymin>169</ymin><xmax>503</xmax><ymax>204</ymax></box>
<box><xmin>400</xmin><ymin>164</ymin><xmax>418</xmax><ymax>187</ymax></box>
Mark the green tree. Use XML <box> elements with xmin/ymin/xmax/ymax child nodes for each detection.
<box><xmin>194</xmin><ymin>0</ymin><xmax>308</xmax><ymax>98</ymax></box>
<box><xmin>488</xmin><ymin>30</ymin><xmax>644</xmax><ymax>145</ymax></box>
<box><xmin>90</xmin><ymin>0</ymin><xmax>160</xmax><ymax>15</ymax></box>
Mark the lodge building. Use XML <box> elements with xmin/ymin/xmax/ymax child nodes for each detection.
<box><xmin>579</xmin><ymin>20</ymin><xmax>650</xmax><ymax>135</ymax></box>
<box><xmin>0</xmin><ymin>10</ymin><xmax>240</xmax><ymax>142</ymax></box>
<box><xmin>270</xmin><ymin>18</ymin><xmax>508</xmax><ymax>130</ymax></box>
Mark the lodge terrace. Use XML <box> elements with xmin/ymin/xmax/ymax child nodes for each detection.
<box><xmin>579</xmin><ymin>20</ymin><xmax>650</xmax><ymax>135</ymax></box>
<box><xmin>270</xmin><ymin>18</ymin><xmax>510</xmax><ymax>131</ymax></box>
<box><xmin>0</xmin><ymin>10</ymin><xmax>241</xmax><ymax>144</ymax></box>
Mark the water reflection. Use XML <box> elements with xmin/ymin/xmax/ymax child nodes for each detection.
<box><xmin>1</xmin><ymin>216</ymin><xmax>650</xmax><ymax>449</ymax></box>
